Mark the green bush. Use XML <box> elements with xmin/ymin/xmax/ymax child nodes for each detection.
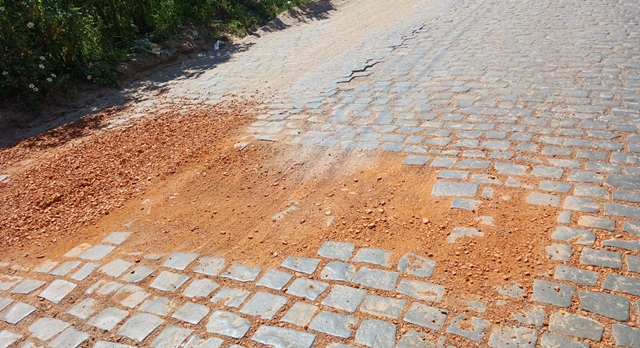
<box><xmin>0</xmin><ymin>0</ymin><xmax>307</xmax><ymax>112</ymax></box>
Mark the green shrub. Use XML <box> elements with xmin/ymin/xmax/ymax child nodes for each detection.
<box><xmin>0</xmin><ymin>0</ymin><xmax>308</xmax><ymax>112</ymax></box>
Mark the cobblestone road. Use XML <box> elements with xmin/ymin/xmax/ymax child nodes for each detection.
<box><xmin>3</xmin><ymin>0</ymin><xmax>640</xmax><ymax>346</ymax></box>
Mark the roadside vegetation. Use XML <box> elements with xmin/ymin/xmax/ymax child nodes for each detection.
<box><xmin>0</xmin><ymin>0</ymin><xmax>307</xmax><ymax>111</ymax></box>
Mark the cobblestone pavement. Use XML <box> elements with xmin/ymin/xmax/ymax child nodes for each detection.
<box><xmin>3</xmin><ymin>0</ymin><xmax>640</xmax><ymax>346</ymax></box>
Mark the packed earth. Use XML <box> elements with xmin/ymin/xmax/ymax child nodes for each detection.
<box><xmin>1</xmin><ymin>0</ymin><xmax>640</xmax><ymax>347</ymax></box>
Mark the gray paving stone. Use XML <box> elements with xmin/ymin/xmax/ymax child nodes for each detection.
<box><xmin>353</xmin><ymin>248</ymin><xmax>391</xmax><ymax>267</ymax></box>
<box><xmin>579</xmin><ymin>290</ymin><xmax>630</xmax><ymax>321</ymax></box>
<box><xmin>527</xmin><ymin>192</ymin><xmax>561</xmax><ymax>206</ymax></box>
<box><xmin>557</xmin><ymin>211</ymin><xmax>572</xmax><ymax>224</ymax></box>
<box><xmin>545</xmin><ymin>244</ymin><xmax>573</xmax><ymax>261</ymax></box>
<box><xmin>321</xmin><ymin>285</ymin><xmax>367</xmax><ymax>312</ymax></box>
<box><xmin>118</xmin><ymin>313</ymin><xmax>164</xmax><ymax>342</ymax></box>
<box><xmin>403</xmin><ymin>303</ymin><xmax>448</xmax><ymax>330</ymax></box>
<box><xmin>437</xmin><ymin>169</ymin><xmax>469</xmax><ymax>179</ymax></box>
<box><xmin>451</xmin><ymin>197</ymin><xmax>481</xmax><ymax>210</ymax></box>
<box><xmin>122</xmin><ymin>265</ymin><xmax>154</xmax><ymax>283</ymax></box>
<box><xmin>602</xmin><ymin>239</ymin><xmax>640</xmax><ymax>252</ymax></box>
<box><xmin>605</xmin><ymin>174</ymin><xmax>640</xmax><ymax>190</ymax></box>
<box><xmin>563</xmin><ymin>196</ymin><xmax>599</xmax><ymax>213</ymax></box>
<box><xmin>0</xmin><ymin>275</ymin><xmax>22</xmax><ymax>291</ymax></box>
<box><xmin>0</xmin><ymin>330</ymin><xmax>21</xmax><ymax>348</ymax></box>
<box><xmin>309</xmin><ymin>311</ymin><xmax>357</xmax><ymax>338</ymax></box>
<box><xmin>482</xmin><ymin>187</ymin><xmax>494</xmax><ymax>198</ymax></box>
<box><xmin>0</xmin><ymin>298</ymin><xmax>12</xmax><ymax>311</ymax></box>
<box><xmin>431</xmin><ymin>182</ymin><xmax>478</xmax><ymax>197</ymax></box>
<box><xmin>355</xmin><ymin>319</ymin><xmax>396</xmax><ymax>348</ymax></box>
<box><xmin>627</xmin><ymin>255</ymin><xmax>640</xmax><ymax>273</ymax></box>
<box><xmin>497</xmin><ymin>283</ymin><xmax>525</xmax><ymax>298</ymax></box>
<box><xmin>172</xmin><ymin>302</ymin><xmax>210</xmax><ymax>324</ymax></box>
<box><xmin>580</xmin><ymin>247</ymin><xmax>622</xmax><ymax>268</ymax></box>
<box><xmin>221</xmin><ymin>262</ymin><xmax>261</xmax><ymax>282</ymax></box>
<box><xmin>470</xmin><ymin>174</ymin><xmax>501</xmax><ymax>185</ymax></box>
<box><xmin>430</xmin><ymin>157</ymin><xmax>457</xmax><ymax>168</ymax></box>
<box><xmin>554</xmin><ymin>265</ymin><xmax>599</xmax><ymax>286</ymax></box>
<box><xmin>320</xmin><ymin>261</ymin><xmax>356</xmax><ymax>281</ymax></box>
<box><xmin>28</xmin><ymin>318</ymin><xmax>70</xmax><ymax>340</ymax></box>
<box><xmin>397</xmin><ymin>279</ymin><xmax>445</xmax><ymax>302</ymax></box>
<box><xmin>539</xmin><ymin>332</ymin><xmax>588</xmax><ymax>348</ymax></box>
<box><xmin>183</xmin><ymin>278</ymin><xmax>219</xmax><ymax>298</ymax></box>
<box><xmin>38</xmin><ymin>279</ymin><xmax>76</xmax><ymax>304</ymax></box>
<box><xmin>70</xmin><ymin>262</ymin><xmax>99</xmax><ymax>281</ymax></box>
<box><xmin>163</xmin><ymin>252</ymin><xmax>199</xmax><ymax>271</ymax></box>
<box><xmin>549</xmin><ymin>312</ymin><xmax>604</xmax><ymax>341</ymax></box>
<box><xmin>210</xmin><ymin>287</ymin><xmax>251</xmax><ymax>308</ymax></box>
<box><xmin>63</xmin><ymin>243</ymin><xmax>92</xmax><ymax>258</ymax></box>
<box><xmin>447</xmin><ymin>227</ymin><xmax>483</xmax><ymax>243</ymax></box>
<box><xmin>577</xmin><ymin>215</ymin><xmax>615</xmax><ymax>231</ymax></box>
<box><xmin>102</xmin><ymin>232</ymin><xmax>133</xmax><ymax>245</ymax></box>
<box><xmin>403</xmin><ymin>154</ymin><xmax>430</xmax><ymax>165</ymax></box>
<box><xmin>140</xmin><ymin>296</ymin><xmax>172</xmax><ymax>316</ymax></box>
<box><xmin>33</xmin><ymin>260</ymin><xmax>59</xmax><ymax>273</ymax></box>
<box><xmin>532</xmin><ymin>166</ymin><xmax>564</xmax><ymax>179</ymax></box>
<box><xmin>49</xmin><ymin>260</ymin><xmax>82</xmax><ymax>276</ymax></box>
<box><xmin>281</xmin><ymin>302</ymin><xmax>318</xmax><ymax>326</ymax></box>
<box><xmin>352</xmin><ymin>267</ymin><xmax>399</xmax><ymax>291</ymax></box>
<box><xmin>121</xmin><ymin>291</ymin><xmax>149</xmax><ymax>308</ymax></box>
<box><xmin>67</xmin><ymin>298</ymin><xmax>96</xmax><ymax>319</ymax></box>
<box><xmin>252</xmin><ymin>325</ymin><xmax>316</xmax><ymax>348</ymax></box>
<box><xmin>239</xmin><ymin>292</ymin><xmax>287</xmax><ymax>319</ymax></box>
<box><xmin>397</xmin><ymin>253</ymin><xmax>435</xmax><ymax>278</ymax></box>
<box><xmin>182</xmin><ymin>335</ymin><xmax>224</xmax><ymax>348</ymax></box>
<box><xmin>446</xmin><ymin>314</ymin><xmax>489</xmax><ymax>342</ymax></box>
<box><xmin>360</xmin><ymin>295</ymin><xmax>407</xmax><ymax>319</ymax></box>
<box><xmin>286</xmin><ymin>278</ymin><xmax>329</xmax><ymax>300</ymax></box>
<box><xmin>397</xmin><ymin>331</ymin><xmax>447</xmax><ymax>348</ymax></box>
<box><xmin>540</xmin><ymin>180</ymin><xmax>573</xmax><ymax>193</ymax></box>
<box><xmin>457</xmin><ymin>159</ymin><xmax>490</xmax><ymax>169</ymax></box>
<box><xmin>100</xmin><ymin>258</ymin><xmax>134</xmax><ymax>277</ymax></box>
<box><xmin>193</xmin><ymin>257</ymin><xmax>226</xmax><ymax>276</ymax></box>
<box><xmin>78</xmin><ymin>244</ymin><xmax>115</xmax><ymax>260</ymax></box>
<box><xmin>282</xmin><ymin>256</ymin><xmax>321</xmax><ymax>274</ymax></box>
<box><xmin>605</xmin><ymin>202</ymin><xmax>640</xmax><ymax>219</ymax></box>
<box><xmin>512</xmin><ymin>306</ymin><xmax>545</xmax><ymax>327</ymax></box>
<box><xmin>488</xmin><ymin>327</ymin><xmax>538</xmax><ymax>348</ymax></box>
<box><xmin>574</xmin><ymin>184</ymin><xmax>609</xmax><ymax>199</ymax></box>
<box><xmin>532</xmin><ymin>279</ymin><xmax>575</xmax><ymax>307</ymax></box>
<box><xmin>551</xmin><ymin>226</ymin><xmax>595</xmax><ymax>245</ymax></box>
<box><xmin>48</xmin><ymin>328</ymin><xmax>89</xmax><ymax>348</ymax></box>
<box><xmin>567</xmin><ymin>170</ymin><xmax>603</xmax><ymax>184</ymax></box>
<box><xmin>88</xmin><ymin>307</ymin><xmax>129</xmax><ymax>330</ymax></box>
<box><xmin>11</xmin><ymin>279</ymin><xmax>45</xmax><ymax>294</ymax></box>
<box><xmin>150</xmin><ymin>271</ymin><xmax>190</xmax><ymax>292</ymax></box>
<box><xmin>495</xmin><ymin>162</ymin><xmax>527</xmax><ymax>175</ymax></box>
<box><xmin>603</xmin><ymin>274</ymin><xmax>640</xmax><ymax>296</ymax></box>
<box><xmin>612</xmin><ymin>324</ymin><xmax>640</xmax><ymax>348</ymax></box>
<box><xmin>151</xmin><ymin>325</ymin><xmax>193</xmax><ymax>348</ymax></box>
<box><xmin>318</xmin><ymin>241</ymin><xmax>356</xmax><ymax>260</ymax></box>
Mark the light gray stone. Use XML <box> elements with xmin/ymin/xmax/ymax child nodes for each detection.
<box><xmin>182</xmin><ymin>335</ymin><xmax>224</xmax><ymax>348</ymax></box>
<box><xmin>397</xmin><ymin>253</ymin><xmax>435</xmax><ymax>278</ymax></box>
<box><xmin>163</xmin><ymin>252</ymin><xmax>199</xmax><ymax>271</ymax></box>
<box><xmin>577</xmin><ymin>215</ymin><xmax>615</xmax><ymax>231</ymax></box>
<box><xmin>612</xmin><ymin>324</ymin><xmax>640</xmax><ymax>348</ymax></box>
<box><xmin>603</xmin><ymin>274</ymin><xmax>640</xmax><ymax>296</ymax></box>
<box><xmin>281</xmin><ymin>302</ymin><xmax>318</xmax><ymax>326</ymax></box>
<box><xmin>318</xmin><ymin>241</ymin><xmax>356</xmax><ymax>260</ymax></box>
<box><xmin>78</xmin><ymin>244</ymin><xmax>115</xmax><ymax>260</ymax></box>
<box><xmin>140</xmin><ymin>296</ymin><xmax>172</xmax><ymax>316</ymax></box>
<box><xmin>545</xmin><ymin>244</ymin><xmax>573</xmax><ymax>261</ymax></box>
<box><xmin>527</xmin><ymin>192</ymin><xmax>561</xmax><ymax>206</ymax></box>
<box><xmin>397</xmin><ymin>331</ymin><xmax>447</xmax><ymax>348</ymax></box>
<box><xmin>539</xmin><ymin>332</ymin><xmax>588</xmax><ymax>348</ymax></box>
<box><xmin>320</xmin><ymin>261</ymin><xmax>356</xmax><ymax>281</ymax></box>
<box><xmin>122</xmin><ymin>265</ymin><xmax>154</xmax><ymax>283</ymax></box>
<box><xmin>451</xmin><ymin>197</ymin><xmax>481</xmax><ymax>210</ymax></box>
<box><xmin>282</xmin><ymin>256</ymin><xmax>321</xmax><ymax>274</ymax></box>
<box><xmin>0</xmin><ymin>330</ymin><xmax>21</xmax><ymax>348</ymax></box>
<box><xmin>551</xmin><ymin>226</ymin><xmax>595</xmax><ymax>245</ymax></box>
<box><xmin>397</xmin><ymin>279</ymin><xmax>445</xmax><ymax>302</ymax></box>
<box><xmin>563</xmin><ymin>196</ymin><xmax>599</xmax><ymax>213</ymax></box>
<box><xmin>38</xmin><ymin>279</ymin><xmax>76</xmax><ymax>304</ymax></box>
<box><xmin>549</xmin><ymin>312</ymin><xmax>604</xmax><ymax>341</ymax></box>
<box><xmin>100</xmin><ymin>258</ymin><xmax>134</xmax><ymax>277</ymax></box>
<box><xmin>355</xmin><ymin>319</ymin><xmax>396</xmax><ymax>348</ymax></box>
<box><xmin>554</xmin><ymin>265</ymin><xmax>599</xmax><ymax>285</ymax></box>
<box><xmin>48</xmin><ymin>328</ymin><xmax>89</xmax><ymax>348</ymax></box>
<box><xmin>309</xmin><ymin>311</ymin><xmax>357</xmax><ymax>338</ymax></box>
<box><xmin>118</xmin><ymin>313</ymin><xmax>164</xmax><ymax>342</ymax></box>
<box><xmin>360</xmin><ymin>295</ymin><xmax>407</xmax><ymax>319</ymax></box>
<box><xmin>579</xmin><ymin>290</ymin><xmax>630</xmax><ymax>321</ymax></box>
<box><xmin>353</xmin><ymin>248</ymin><xmax>391</xmax><ymax>267</ymax></box>
<box><xmin>11</xmin><ymin>279</ymin><xmax>45</xmax><ymax>294</ymax></box>
<box><xmin>206</xmin><ymin>310</ymin><xmax>251</xmax><ymax>339</ymax></box>
<box><xmin>70</xmin><ymin>262</ymin><xmax>99</xmax><ymax>281</ymax></box>
<box><xmin>102</xmin><ymin>232</ymin><xmax>133</xmax><ymax>245</ymax></box>
<box><xmin>580</xmin><ymin>248</ymin><xmax>622</xmax><ymax>268</ymax></box>
<box><xmin>602</xmin><ymin>239</ymin><xmax>640</xmax><ymax>252</ymax></box>
<box><xmin>512</xmin><ymin>306</ymin><xmax>545</xmax><ymax>327</ymax></box>
<box><xmin>28</xmin><ymin>318</ymin><xmax>70</xmax><ymax>340</ymax></box>
<box><xmin>352</xmin><ymin>267</ymin><xmax>399</xmax><ymax>291</ymax></box>
<box><xmin>256</xmin><ymin>269</ymin><xmax>293</xmax><ymax>290</ymax></box>
<box><xmin>172</xmin><ymin>302</ymin><xmax>210</xmax><ymax>324</ymax></box>
<box><xmin>446</xmin><ymin>314</ymin><xmax>489</xmax><ymax>342</ymax></box>
<box><xmin>183</xmin><ymin>278</ymin><xmax>219</xmax><ymax>298</ymax></box>
<box><xmin>150</xmin><ymin>271</ymin><xmax>190</xmax><ymax>292</ymax></box>
<box><xmin>151</xmin><ymin>325</ymin><xmax>193</xmax><ymax>348</ymax></box>
<box><xmin>488</xmin><ymin>327</ymin><xmax>538</xmax><ymax>348</ymax></box>
<box><xmin>239</xmin><ymin>292</ymin><xmax>287</xmax><ymax>319</ymax></box>
<box><xmin>49</xmin><ymin>261</ymin><xmax>82</xmax><ymax>276</ymax></box>
<box><xmin>448</xmin><ymin>227</ymin><xmax>483</xmax><ymax>243</ymax></box>
<box><xmin>210</xmin><ymin>287</ymin><xmax>251</xmax><ymax>308</ymax></box>
<box><xmin>221</xmin><ymin>262</ymin><xmax>261</xmax><ymax>282</ymax></box>
<box><xmin>532</xmin><ymin>280</ymin><xmax>575</xmax><ymax>307</ymax></box>
<box><xmin>605</xmin><ymin>202</ymin><xmax>640</xmax><ymax>220</ymax></box>
<box><xmin>33</xmin><ymin>260</ymin><xmax>59</xmax><ymax>273</ymax></box>
<box><xmin>252</xmin><ymin>326</ymin><xmax>316</xmax><ymax>348</ymax></box>
<box><xmin>286</xmin><ymin>278</ymin><xmax>328</xmax><ymax>300</ymax></box>
<box><xmin>193</xmin><ymin>257</ymin><xmax>226</xmax><ymax>276</ymax></box>
<box><xmin>403</xmin><ymin>303</ymin><xmax>448</xmax><ymax>330</ymax></box>
<box><xmin>88</xmin><ymin>307</ymin><xmax>129</xmax><ymax>330</ymax></box>
<box><xmin>121</xmin><ymin>291</ymin><xmax>149</xmax><ymax>308</ymax></box>
<box><xmin>432</xmin><ymin>182</ymin><xmax>478</xmax><ymax>197</ymax></box>
<box><xmin>321</xmin><ymin>285</ymin><xmax>367</xmax><ymax>312</ymax></box>
<box><xmin>67</xmin><ymin>298</ymin><xmax>96</xmax><ymax>319</ymax></box>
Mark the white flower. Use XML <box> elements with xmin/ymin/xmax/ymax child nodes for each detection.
<box><xmin>51</xmin><ymin>73</ymin><xmax>56</xmax><ymax>78</ymax></box>
<box><xmin>39</xmin><ymin>64</ymin><xmax>45</xmax><ymax>69</ymax></box>
<box><xmin>87</xmin><ymin>75</ymin><xmax>92</xmax><ymax>80</ymax></box>
<box><xmin>40</xmin><ymin>56</ymin><xmax>45</xmax><ymax>60</ymax></box>
<box><xmin>2</xmin><ymin>71</ymin><xmax>7</xmax><ymax>76</ymax></box>
<box><xmin>0</xmin><ymin>6</ymin><xmax>5</xmax><ymax>11</ymax></box>
<box><xmin>27</xmin><ymin>22</ymin><xmax>34</xmax><ymax>28</ymax></box>
<box><xmin>33</xmin><ymin>87</ymin><xmax>38</xmax><ymax>92</ymax></box>
<box><xmin>47</xmin><ymin>78</ymin><xmax>52</xmax><ymax>82</ymax></box>
<box><xmin>28</xmin><ymin>84</ymin><xmax>35</xmax><ymax>88</ymax></box>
